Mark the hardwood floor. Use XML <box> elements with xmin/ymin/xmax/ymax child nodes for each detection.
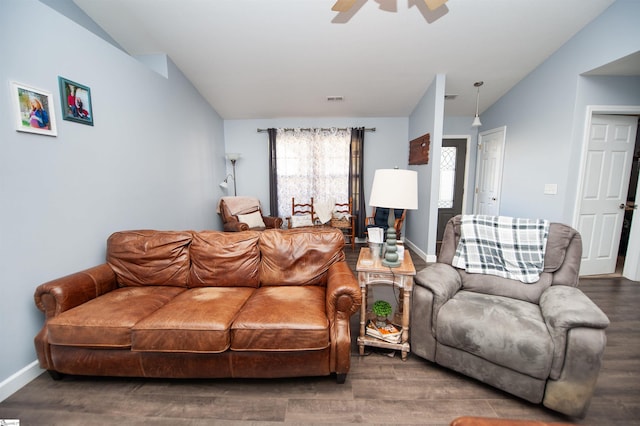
<box><xmin>1</xmin><ymin>246</ymin><xmax>638</xmax><ymax>425</ymax></box>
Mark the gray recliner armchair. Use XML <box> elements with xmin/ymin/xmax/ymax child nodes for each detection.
<box><xmin>411</xmin><ymin>215</ymin><xmax>609</xmax><ymax>418</ymax></box>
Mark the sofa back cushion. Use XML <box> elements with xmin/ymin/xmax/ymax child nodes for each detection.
<box><xmin>107</xmin><ymin>230</ymin><xmax>192</xmax><ymax>287</ymax></box>
<box><xmin>259</xmin><ymin>227</ymin><xmax>345</xmax><ymax>286</ymax></box>
<box><xmin>189</xmin><ymin>230</ymin><xmax>261</xmax><ymax>288</ymax></box>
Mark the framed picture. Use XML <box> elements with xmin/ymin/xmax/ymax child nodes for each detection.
<box><xmin>58</xmin><ymin>76</ymin><xmax>94</xmax><ymax>126</ymax></box>
<box><xmin>10</xmin><ymin>81</ymin><xmax>57</xmax><ymax>136</ymax></box>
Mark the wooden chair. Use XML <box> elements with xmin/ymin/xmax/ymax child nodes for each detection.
<box><xmin>331</xmin><ymin>198</ymin><xmax>355</xmax><ymax>250</ymax></box>
<box><xmin>287</xmin><ymin>197</ymin><xmax>317</xmax><ymax>228</ymax></box>
<box><xmin>366</xmin><ymin>207</ymin><xmax>406</xmax><ymax>240</ymax></box>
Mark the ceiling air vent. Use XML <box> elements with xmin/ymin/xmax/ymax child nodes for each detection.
<box><xmin>444</xmin><ymin>94</ymin><xmax>458</xmax><ymax>100</ymax></box>
<box><xmin>327</xmin><ymin>96</ymin><xmax>344</xmax><ymax>101</ymax></box>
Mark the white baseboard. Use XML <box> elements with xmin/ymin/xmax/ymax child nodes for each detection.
<box><xmin>0</xmin><ymin>361</ymin><xmax>44</xmax><ymax>403</ymax></box>
<box><xmin>404</xmin><ymin>239</ymin><xmax>437</xmax><ymax>264</ymax></box>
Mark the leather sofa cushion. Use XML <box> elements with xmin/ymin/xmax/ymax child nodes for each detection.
<box><xmin>189</xmin><ymin>231</ymin><xmax>261</xmax><ymax>288</ymax></box>
<box><xmin>132</xmin><ymin>287</ymin><xmax>255</xmax><ymax>353</ymax></box>
<box><xmin>47</xmin><ymin>286</ymin><xmax>184</xmax><ymax>348</ymax></box>
<box><xmin>231</xmin><ymin>286</ymin><xmax>329</xmax><ymax>351</ymax></box>
<box><xmin>107</xmin><ymin>230</ymin><xmax>192</xmax><ymax>287</ymax></box>
<box><xmin>437</xmin><ymin>290</ymin><xmax>553</xmax><ymax>380</ymax></box>
<box><xmin>259</xmin><ymin>228</ymin><xmax>345</xmax><ymax>286</ymax></box>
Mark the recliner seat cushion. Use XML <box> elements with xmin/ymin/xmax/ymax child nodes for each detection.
<box><xmin>107</xmin><ymin>230</ymin><xmax>192</xmax><ymax>287</ymax></box>
<box><xmin>189</xmin><ymin>231</ymin><xmax>261</xmax><ymax>288</ymax></box>
<box><xmin>47</xmin><ymin>286</ymin><xmax>184</xmax><ymax>348</ymax></box>
<box><xmin>436</xmin><ymin>290</ymin><xmax>553</xmax><ymax>379</ymax></box>
<box><xmin>231</xmin><ymin>286</ymin><xmax>329</xmax><ymax>351</ymax></box>
<box><xmin>132</xmin><ymin>287</ymin><xmax>255</xmax><ymax>353</ymax></box>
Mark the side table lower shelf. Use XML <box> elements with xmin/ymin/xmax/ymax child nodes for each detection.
<box><xmin>357</xmin><ymin>334</ymin><xmax>410</xmax><ymax>356</ymax></box>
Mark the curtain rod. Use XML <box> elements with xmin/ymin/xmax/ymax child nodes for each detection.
<box><xmin>257</xmin><ymin>127</ymin><xmax>375</xmax><ymax>133</ymax></box>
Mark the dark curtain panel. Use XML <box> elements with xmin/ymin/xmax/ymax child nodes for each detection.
<box><xmin>267</xmin><ymin>128</ymin><xmax>278</xmax><ymax>217</ymax></box>
<box><xmin>350</xmin><ymin>127</ymin><xmax>366</xmax><ymax>238</ymax></box>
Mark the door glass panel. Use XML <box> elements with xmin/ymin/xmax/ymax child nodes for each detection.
<box><xmin>438</xmin><ymin>147</ymin><xmax>457</xmax><ymax>208</ymax></box>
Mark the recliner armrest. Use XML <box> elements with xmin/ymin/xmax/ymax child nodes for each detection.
<box><xmin>540</xmin><ymin>285</ymin><xmax>609</xmax><ymax>378</ymax></box>
<box><xmin>415</xmin><ymin>262</ymin><xmax>462</xmax><ymax>302</ymax></box>
<box><xmin>540</xmin><ymin>285</ymin><xmax>609</xmax><ymax>330</ymax></box>
<box><xmin>415</xmin><ymin>263</ymin><xmax>462</xmax><ymax>335</ymax></box>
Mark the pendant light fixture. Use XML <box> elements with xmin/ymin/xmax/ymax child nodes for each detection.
<box><xmin>471</xmin><ymin>81</ymin><xmax>484</xmax><ymax>127</ymax></box>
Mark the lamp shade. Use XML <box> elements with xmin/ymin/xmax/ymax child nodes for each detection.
<box><xmin>368</xmin><ymin>169</ymin><xmax>418</xmax><ymax>210</ymax></box>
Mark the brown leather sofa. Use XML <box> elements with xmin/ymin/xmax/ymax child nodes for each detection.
<box><xmin>34</xmin><ymin>227</ymin><xmax>360</xmax><ymax>383</ymax></box>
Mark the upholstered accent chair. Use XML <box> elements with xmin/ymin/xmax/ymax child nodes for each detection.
<box><xmin>411</xmin><ymin>215</ymin><xmax>609</xmax><ymax>418</ymax></box>
<box><xmin>366</xmin><ymin>207</ymin><xmax>406</xmax><ymax>240</ymax></box>
<box><xmin>218</xmin><ymin>196</ymin><xmax>282</xmax><ymax>232</ymax></box>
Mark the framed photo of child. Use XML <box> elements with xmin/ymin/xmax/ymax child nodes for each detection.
<box><xmin>10</xmin><ymin>81</ymin><xmax>58</xmax><ymax>136</ymax></box>
<box><xmin>58</xmin><ymin>76</ymin><xmax>94</xmax><ymax>126</ymax></box>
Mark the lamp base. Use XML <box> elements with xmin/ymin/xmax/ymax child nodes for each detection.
<box><xmin>382</xmin><ymin>227</ymin><xmax>401</xmax><ymax>268</ymax></box>
<box><xmin>382</xmin><ymin>258</ymin><xmax>402</xmax><ymax>268</ymax></box>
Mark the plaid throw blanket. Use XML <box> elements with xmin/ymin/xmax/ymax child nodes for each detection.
<box><xmin>452</xmin><ymin>215</ymin><xmax>550</xmax><ymax>284</ymax></box>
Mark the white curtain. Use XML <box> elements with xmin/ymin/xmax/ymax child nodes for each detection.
<box><xmin>276</xmin><ymin>128</ymin><xmax>351</xmax><ymax>221</ymax></box>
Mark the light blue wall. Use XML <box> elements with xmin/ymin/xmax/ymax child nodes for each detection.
<box><xmin>0</xmin><ymin>0</ymin><xmax>225</xmax><ymax>390</ymax></box>
<box><xmin>223</xmin><ymin>117</ymin><xmax>409</xmax><ymax>217</ymax></box>
<box><xmin>407</xmin><ymin>74</ymin><xmax>446</xmax><ymax>258</ymax></box>
<box><xmin>479</xmin><ymin>0</ymin><xmax>640</xmax><ymax>223</ymax></box>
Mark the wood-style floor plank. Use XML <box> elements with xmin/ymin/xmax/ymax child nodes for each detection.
<box><xmin>1</xmin><ymin>246</ymin><xmax>638</xmax><ymax>425</ymax></box>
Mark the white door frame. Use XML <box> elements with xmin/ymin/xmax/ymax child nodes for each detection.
<box><xmin>474</xmin><ymin>126</ymin><xmax>506</xmax><ymax>215</ymax></box>
<box><xmin>573</xmin><ymin>105</ymin><xmax>640</xmax><ymax>281</ymax></box>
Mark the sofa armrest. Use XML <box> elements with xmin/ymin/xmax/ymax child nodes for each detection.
<box><xmin>540</xmin><ymin>285</ymin><xmax>609</xmax><ymax>379</ymax></box>
<box><xmin>325</xmin><ymin>261</ymin><xmax>361</xmax><ymax>377</ymax></box>
<box><xmin>34</xmin><ymin>264</ymin><xmax>117</xmax><ymax>319</ymax></box>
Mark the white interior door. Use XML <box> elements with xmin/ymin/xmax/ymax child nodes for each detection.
<box><xmin>474</xmin><ymin>127</ymin><xmax>506</xmax><ymax>216</ymax></box>
<box><xmin>577</xmin><ymin>115</ymin><xmax>638</xmax><ymax>276</ymax></box>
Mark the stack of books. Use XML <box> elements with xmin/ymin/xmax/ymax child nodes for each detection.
<box><xmin>366</xmin><ymin>320</ymin><xmax>402</xmax><ymax>343</ymax></box>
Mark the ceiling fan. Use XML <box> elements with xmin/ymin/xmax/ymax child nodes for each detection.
<box><xmin>332</xmin><ymin>0</ymin><xmax>448</xmax><ymax>12</ymax></box>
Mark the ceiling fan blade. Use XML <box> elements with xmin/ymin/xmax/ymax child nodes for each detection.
<box><xmin>424</xmin><ymin>0</ymin><xmax>447</xmax><ymax>11</ymax></box>
<box><xmin>332</xmin><ymin>0</ymin><xmax>357</xmax><ymax>12</ymax></box>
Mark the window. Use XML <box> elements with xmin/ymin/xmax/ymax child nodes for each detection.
<box><xmin>275</xmin><ymin>128</ymin><xmax>351</xmax><ymax>219</ymax></box>
<box><xmin>438</xmin><ymin>146</ymin><xmax>457</xmax><ymax>208</ymax></box>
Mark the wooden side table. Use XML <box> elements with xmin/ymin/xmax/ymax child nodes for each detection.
<box><xmin>356</xmin><ymin>247</ymin><xmax>416</xmax><ymax>360</ymax></box>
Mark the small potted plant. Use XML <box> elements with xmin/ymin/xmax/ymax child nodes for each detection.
<box><xmin>372</xmin><ymin>300</ymin><xmax>392</xmax><ymax>327</ymax></box>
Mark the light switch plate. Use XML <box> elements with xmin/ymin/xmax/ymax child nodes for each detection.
<box><xmin>544</xmin><ymin>184</ymin><xmax>558</xmax><ymax>195</ymax></box>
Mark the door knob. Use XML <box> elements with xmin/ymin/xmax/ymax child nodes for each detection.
<box><xmin>620</xmin><ymin>203</ymin><xmax>626</xmax><ymax>209</ymax></box>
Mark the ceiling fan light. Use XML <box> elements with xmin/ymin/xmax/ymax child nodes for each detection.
<box><xmin>424</xmin><ymin>0</ymin><xmax>448</xmax><ymax>11</ymax></box>
<box><xmin>332</xmin><ymin>0</ymin><xmax>357</xmax><ymax>12</ymax></box>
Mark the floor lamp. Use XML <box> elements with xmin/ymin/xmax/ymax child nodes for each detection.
<box><xmin>368</xmin><ymin>169</ymin><xmax>418</xmax><ymax>267</ymax></box>
<box><xmin>219</xmin><ymin>153</ymin><xmax>241</xmax><ymax>196</ymax></box>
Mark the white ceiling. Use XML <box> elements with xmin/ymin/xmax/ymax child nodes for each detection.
<box><xmin>72</xmin><ymin>0</ymin><xmax>618</xmax><ymax>120</ymax></box>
